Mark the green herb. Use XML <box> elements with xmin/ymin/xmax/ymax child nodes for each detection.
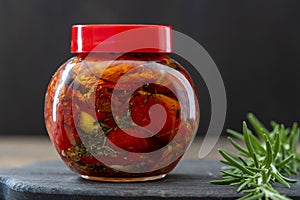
<box><xmin>211</xmin><ymin>113</ymin><xmax>300</xmax><ymax>200</ymax></box>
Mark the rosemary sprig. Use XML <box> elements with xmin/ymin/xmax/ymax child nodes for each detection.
<box><xmin>211</xmin><ymin>113</ymin><xmax>300</xmax><ymax>200</ymax></box>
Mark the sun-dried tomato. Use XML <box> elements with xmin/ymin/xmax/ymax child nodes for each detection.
<box><xmin>106</xmin><ymin>128</ymin><xmax>162</xmax><ymax>153</ymax></box>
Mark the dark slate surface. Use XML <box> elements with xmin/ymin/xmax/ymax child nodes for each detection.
<box><xmin>0</xmin><ymin>160</ymin><xmax>299</xmax><ymax>200</ymax></box>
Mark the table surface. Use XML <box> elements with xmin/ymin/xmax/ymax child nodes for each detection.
<box><xmin>0</xmin><ymin>136</ymin><xmax>300</xmax><ymax>200</ymax></box>
<box><xmin>1</xmin><ymin>160</ymin><xmax>300</xmax><ymax>200</ymax></box>
<box><xmin>0</xmin><ymin>136</ymin><xmax>238</xmax><ymax>168</ymax></box>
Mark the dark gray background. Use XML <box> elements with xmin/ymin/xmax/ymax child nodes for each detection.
<box><xmin>1</xmin><ymin>0</ymin><xmax>300</xmax><ymax>136</ymax></box>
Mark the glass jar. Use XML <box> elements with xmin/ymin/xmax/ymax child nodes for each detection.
<box><xmin>44</xmin><ymin>24</ymin><xmax>199</xmax><ymax>182</ymax></box>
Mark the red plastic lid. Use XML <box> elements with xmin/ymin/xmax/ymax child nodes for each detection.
<box><xmin>71</xmin><ymin>24</ymin><xmax>172</xmax><ymax>53</ymax></box>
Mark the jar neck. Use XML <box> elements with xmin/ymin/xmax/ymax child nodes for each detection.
<box><xmin>76</xmin><ymin>52</ymin><xmax>168</xmax><ymax>61</ymax></box>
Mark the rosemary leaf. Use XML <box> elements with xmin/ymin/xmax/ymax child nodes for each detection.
<box><xmin>219</xmin><ymin>149</ymin><xmax>255</xmax><ymax>176</ymax></box>
<box><xmin>243</xmin><ymin>122</ymin><xmax>255</xmax><ymax>158</ymax></box>
<box><xmin>210</xmin><ymin>177</ymin><xmax>241</xmax><ymax>185</ymax></box>
<box><xmin>228</xmin><ymin>136</ymin><xmax>249</xmax><ymax>156</ymax></box>
<box><xmin>247</xmin><ymin>113</ymin><xmax>268</xmax><ymax>139</ymax></box>
<box><xmin>277</xmin><ymin>154</ymin><xmax>294</xmax><ymax>168</ymax></box>
<box><xmin>227</xmin><ymin>129</ymin><xmax>244</xmax><ymax>140</ymax></box>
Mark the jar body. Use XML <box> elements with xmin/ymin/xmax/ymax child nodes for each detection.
<box><xmin>44</xmin><ymin>53</ymin><xmax>199</xmax><ymax>182</ymax></box>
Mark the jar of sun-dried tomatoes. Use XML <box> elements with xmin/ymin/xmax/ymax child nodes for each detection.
<box><xmin>44</xmin><ymin>24</ymin><xmax>199</xmax><ymax>182</ymax></box>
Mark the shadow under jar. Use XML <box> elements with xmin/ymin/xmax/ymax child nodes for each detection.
<box><xmin>44</xmin><ymin>24</ymin><xmax>199</xmax><ymax>182</ymax></box>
